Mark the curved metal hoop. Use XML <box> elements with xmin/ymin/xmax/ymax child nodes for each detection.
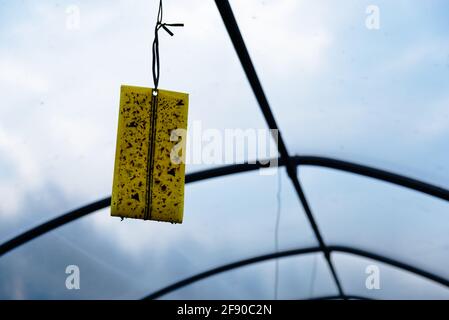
<box><xmin>142</xmin><ymin>245</ymin><xmax>449</xmax><ymax>300</ymax></box>
<box><xmin>1</xmin><ymin>156</ymin><xmax>448</xmax><ymax>300</ymax></box>
<box><xmin>1</xmin><ymin>155</ymin><xmax>448</xmax><ymax>258</ymax></box>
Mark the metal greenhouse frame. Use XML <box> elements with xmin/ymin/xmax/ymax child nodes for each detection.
<box><xmin>1</xmin><ymin>0</ymin><xmax>448</xmax><ymax>300</ymax></box>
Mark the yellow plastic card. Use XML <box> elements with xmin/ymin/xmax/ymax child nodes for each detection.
<box><xmin>111</xmin><ymin>85</ymin><xmax>188</xmax><ymax>223</ymax></box>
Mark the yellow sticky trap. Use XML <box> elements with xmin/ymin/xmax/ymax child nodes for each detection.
<box><xmin>111</xmin><ymin>85</ymin><xmax>189</xmax><ymax>223</ymax></box>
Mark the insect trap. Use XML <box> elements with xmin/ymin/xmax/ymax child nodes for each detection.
<box><xmin>111</xmin><ymin>1</ymin><xmax>188</xmax><ymax>223</ymax></box>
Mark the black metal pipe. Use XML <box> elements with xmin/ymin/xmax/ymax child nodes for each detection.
<box><xmin>0</xmin><ymin>162</ymin><xmax>267</xmax><ymax>258</ymax></box>
<box><xmin>214</xmin><ymin>0</ymin><xmax>345</xmax><ymax>297</ymax></box>
<box><xmin>2</xmin><ymin>156</ymin><xmax>449</xmax><ymax>260</ymax></box>
<box><xmin>0</xmin><ymin>197</ymin><xmax>111</xmax><ymax>258</ymax></box>
<box><xmin>296</xmin><ymin>156</ymin><xmax>449</xmax><ymax>202</ymax></box>
<box><xmin>331</xmin><ymin>245</ymin><xmax>449</xmax><ymax>289</ymax></box>
<box><xmin>142</xmin><ymin>245</ymin><xmax>449</xmax><ymax>300</ymax></box>
<box><xmin>144</xmin><ymin>246</ymin><xmax>321</xmax><ymax>300</ymax></box>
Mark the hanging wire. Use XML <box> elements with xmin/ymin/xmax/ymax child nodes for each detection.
<box><xmin>274</xmin><ymin>169</ymin><xmax>282</xmax><ymax>299</ymax></box>
<box><xmin>152</xmin><ymin>0</ymin><xmax>183</xmax><ymax>93</ymax></box>
<box><xmin>309</xmin><ymin>253</ymin><xmax>318</xmax><ymax>298</ymax></box>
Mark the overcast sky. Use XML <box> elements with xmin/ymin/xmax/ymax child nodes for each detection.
<box><xmin>0</xmin><ymin>0</ymin><xmax>448</xmax><ymax>299</ymax></box>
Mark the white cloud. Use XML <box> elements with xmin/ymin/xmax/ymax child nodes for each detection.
<box><xmin>381</xmin><ymin>40</ymin><xmax>449</xmax><ymax>73</ymax></box>
<box><xmin>0</xmin><ymin>127</ymin><xmax>42</xmax><ymax>216</ymax></box>
<box><xmin>0</xmin><ymin>59</ymin><xmax>49</xmax><ymax>93</ymax></box>
<box><xmin>230</xmin><ymin>0</ymin><xmax>333</xmax><ymax>75</ymax></box>
<box><xmin>413</xmin><ymin>96</ymin><xmax>449</xmax><ymax>139</ymax></box>
<box><xmin>0</xmin><ymin>0</ymin><xmax>449</xmax><ymax>299</ymax></box>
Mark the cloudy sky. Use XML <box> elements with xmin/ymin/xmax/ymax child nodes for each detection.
<box><xmin>0</xmin><ymin>0</ymin><xmax>448</xmax><ymax>299</ymax></box>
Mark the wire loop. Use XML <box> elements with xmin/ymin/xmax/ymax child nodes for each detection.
<box><xmin>152</xmin><ymin>0</ymin><xmax>183</xmax><ymax>91</ymax></box>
